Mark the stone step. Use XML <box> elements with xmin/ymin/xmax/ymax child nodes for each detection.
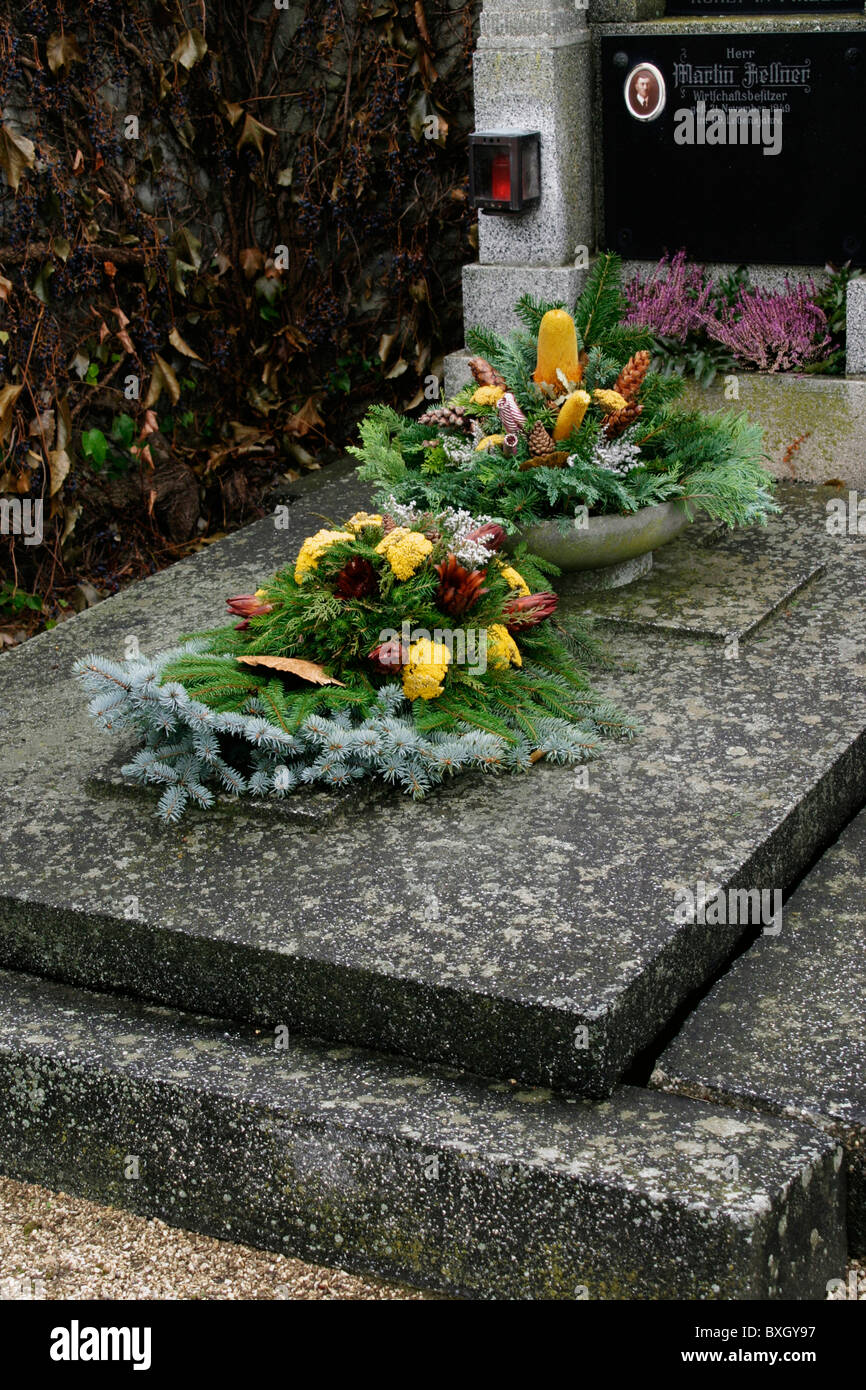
<box><xmin>652</xmin><ymin>805</ymin><xmax>866</xmax><ymax>1256</ymax></box>
<box><xmin>0</xmin><ymin>968</ymin><xmax>846</xmax><ymax>1300</ymax></box>
<box><xmin>2</xmin><ymin>479</ymin><xmax>866</xmax><ymax>1095</ymax></box>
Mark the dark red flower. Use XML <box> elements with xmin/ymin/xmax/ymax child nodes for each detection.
<box><xmin>226</xmin><ymin>593</ymin><xmax>273</xmax><ymax>629</ymax></box>
<box><xmin>504</xmin><ymin>591</ymin><xmax>558</xmax><ymax>631</ymax></box>
<box><xmin>435</xmin><ymin>554</ymin><xmax>489</xmax><ymax>617</ymax></box>
<box><xmin>465</xmin><ymin>522</ymin><xmax>506</xmax><ymax>552</ymax></box>
<box><xmin>226</xmin><ymin>593</ymin><xmax>273</xmax><ymax>618</ymax></box>
<box><xmin>334</xmin><ymin>556</ymin><xmax>379</xmax><ymax>600</ymax></box>
<box><xmin>369</xmin><ymin>640</ymin><xmax>408</xmax><ymax>673</ymax></box>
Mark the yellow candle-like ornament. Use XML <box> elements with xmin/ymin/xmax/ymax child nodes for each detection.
<box><xmin>533</xmin><ymin>309</ymin><xmax>582</xmax><ymax>387</ymax></box>
<box><xmin>553</xmin><ymin>389</ymin><xmax>591</xmax><ymax>441</ymax></box>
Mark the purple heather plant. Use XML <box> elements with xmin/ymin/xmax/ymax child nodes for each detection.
<box><xmin>624</xmin><ymin>250</ymin><xmax>715</xmax><ymax>338</ymax></box>
<box><xmin>703</xmin><ymin>280</ymin><xmax>831</xmax><ymax>373</ymax></box>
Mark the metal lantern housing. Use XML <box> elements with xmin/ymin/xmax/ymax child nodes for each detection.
<box><xmin>468</xmin><ymin>131</ymin><xmax>541</xmax><ymax>214</ymax></box>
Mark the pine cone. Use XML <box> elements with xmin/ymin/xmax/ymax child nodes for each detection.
<box><xmin>526</xmin><ymin>421</ymin><xmax>556</xmax><ymax>456</ymax></box>
<box><xmin>614</xmin><ymin>350</ymin><xmax>651</xmax><ymax>401</ymax></box>
<box><xmin>435</xmin><ymin>554</ymin><xmax>489</xmax><ymax>617</ymax></box>
<box><xmin>603</xmin><ymin>401</ymin><xmax>644</xmax><ymax>439</ymax></box>
<box><xmin>468</xmin><ymin>356</ymin><xmax>507</xmax><ymax>389</ymax></box>
<box><xmin>417</xmin><ymin>405</ymin><xmax>471</xmax><ymax>433</ymax></box>
<box><xmin>334</xmin><ymin>556</ymin><xmax>380</xmax><ymax>600</ymax></box>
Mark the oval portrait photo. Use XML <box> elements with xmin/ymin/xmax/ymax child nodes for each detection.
<box><xmin>624</xmin><ymin>63</ymin><xmax>666</xmax><ymax>122</ymax></box>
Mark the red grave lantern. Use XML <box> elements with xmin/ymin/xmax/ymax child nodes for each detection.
<box><xmin>468</xmin><ymin>131</ymin><xmax>541</xmax><ymax>215</ymax></box>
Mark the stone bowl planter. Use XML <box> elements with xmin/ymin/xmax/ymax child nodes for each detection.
<box><xmin>510</xmin><ymin>500</ymin><xmax>692</xmax><ymax>590</ymax></box>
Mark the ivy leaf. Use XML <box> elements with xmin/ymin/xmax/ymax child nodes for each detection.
<box><xmin>171</xmin><ymin>28</ymin><xmax>207</xmax><ymax>71</ymax></box>
<box><xmin>237</xmin><ymin>113</ymin><xmax>276</xmax><ymax>157</ymax></box>
<box><xmin>47</xmin><ymin>33</ymin><xmax>84</xmax><ymax>74</ymax></box>
<box><xmin>174</xmin><ymin>226</ymin><xmax>202</xmax><ymax>272</ymax></box>
<box><xmin>0</xmin><ymin>274</ymin><xmax>12</xmax><ymax>301</ymax></box>
<box><xmin>222</xmin><ymin>101</ymin><xmax>244</xmax><ymax>127</ymax></box>
<box><xmin>81</xmin><ymin>429</ymin><xmax>108</xmax><ymax>467</ymax></box>
<box><xmin>0</xmin><ymin>125</ymin><xmax>36</xmax><ymax>192</ymax></box>
<box><xmin>32</xmin><ymin>262</ymin><xmax>55</xmax><ymax>305</ymax></box>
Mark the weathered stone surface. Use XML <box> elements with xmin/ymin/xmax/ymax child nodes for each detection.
<box><xmin>652</xmin><ymin>806</ymin><xmax>866</xmax><ymax>1254</ymax></box>
<box><xmin>474</xmin><ymin>1</ymin><xmax>590</xmax><ymax>268</ymax></box>
<box><xmin>462</xmin><ymin>263</ymin><xmax>586</xmax><ymax>342</ymax></box>
<box><xmin>680</xmin><ymin>376</ymin><xmax>866</xmax><ymax>493</ymax></box>
<box><xmin>847</xmin><ymin>279</ymin><xmax>866</xmax><ymax>377</ymax></box>
<box><xmin>578</xmin><ymin>502</ymin><xmax>825</xmax><ymax>641</ymax></box>
<box><xmin>0</xmin><ymin>968</ymin><xmax>845</xmax><ymax>1300</ymax></box>
<box><xmin>1</xmin><ymin>478</ymin><xmax>866</xmax><ymax>1095</ymax></box>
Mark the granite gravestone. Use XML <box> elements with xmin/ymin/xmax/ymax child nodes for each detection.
<box><xmin>601</xmin><ymin>32</ymin><xmax>865</xmax><ymax>265</ymax></box>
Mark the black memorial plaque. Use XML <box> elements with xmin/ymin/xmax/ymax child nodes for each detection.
<box><xmin>666</xmin><ymin>1</ymin><xmax>861</xmax><ymax>16</ymax></box>
<box><xmin>601</xmin><ymin>32</ymin><xmax>866</xmax><ymax>266</ymax></box>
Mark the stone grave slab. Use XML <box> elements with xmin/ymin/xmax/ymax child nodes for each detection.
<box><xmin>578</xmin><ymin>505</ymin><xmax>826</xmax><ymax>641</ymax></box>
<box><xmin>1</xmin><ymin>476</ymin><xmax>866</xmax><ymax>1096</ymax></box>
<box><xmin>652</xmin><ymin>804</ymin><xmax>866</xmax><ymax>1254</ymax></box>
<box><xmin>0</xmin><ymin>967</ymin><xmax>845</xmax><ymax>1300</ymax></box>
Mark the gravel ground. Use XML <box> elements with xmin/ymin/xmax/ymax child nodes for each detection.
<box><xmin>0</xmin><ymin>1173</ymin><xmax>861</xmax><ymax>1301</ymax></box>
<box><xmin>0</xmin><ymin>1175</ymin><xmax>429</xmax><ymax>1301</ymax></box>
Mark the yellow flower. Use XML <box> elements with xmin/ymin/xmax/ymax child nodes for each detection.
<box><xmin>500</xmin><ymin>565</ymin><xmax>530</xmax><ymax>596</ymax></box>
<box><xmin>487</xmin><ymin>623</ymin><xmax>522</xmax><ymax>669</ymax></box>
<box><xmin>345</xmin><ymin>511</ymin><xmax>383</xmax><ymax>532</ymax></box>
<box><xmin>553</xmin><ymin>389</ymin><xmax>591</xmax><ymax>441</ymax></box>
<box><xmin>402</xmin><ymin>637</ymin><xmax>451</xmax><ymax>701</ymax></box>
<box><xmin>471</xmin><ymin>384</ymin><xmax>505</xmax><ymax>407</ymax></box>
<box><xmin>593</xmin><ymin>388</ymin><xmax>629</xmax><ymax>414</ymax></box>
<box><xmin>534</xmin><ymin>309</ymin><xmax>582</xmax><ymax>387</ymax></box>
<box><xmin>375</xmin><ymin>527</ymin><xmax>433</xmax><ymax>580</ymax></box>
<box><xmin>294</xmin><ymin>529</ymin><xmax>354</xmax><ymax>583</ymax></box>
<box><xmin>475</xmin><ymin>433</ymin><xmax>506</xmax><ymax>452</ymax></box>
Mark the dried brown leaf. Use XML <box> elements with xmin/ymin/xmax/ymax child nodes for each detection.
<box><xmin>236</xmin><ymin>655</ymin><xmax>345</xmax><ymax>687</ymax></box>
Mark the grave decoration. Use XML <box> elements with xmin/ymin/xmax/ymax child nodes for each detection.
<box><xmin>352</xmin><ymin>253</ymin><xmax>776</xmax><ymax>537</ymax></box>
<box><xmin>75</xmin><ymin>507</ymin><xmax>636</xmax><ymax>821</ymax></box>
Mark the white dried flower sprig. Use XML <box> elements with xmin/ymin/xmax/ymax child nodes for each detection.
<box><xmin>569</xmin><ymin>434</ymin><xmax>643</xmax><ymax>477</ymax></box>
<box><xmin>437</xmin><ymin>506</ymin><xmax>500</xmax><ymax>569</ymax></box>
<box><xmin>383</xmin><ymin>500</ymin><xmax>500</xmax><ymax>570</ymax></box>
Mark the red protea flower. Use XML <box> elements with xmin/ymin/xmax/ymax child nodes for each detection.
<box><xmin>435</xmin><ymin>554</ymin><xmax>489</xmax><ymax>617</ymax></box>
<box><xmin>464</xmin><ymin>522</ymin><xmax>506</xmax><ymax>552</ymax></box>
<box><xmin>226</xmin><ymin>593</ymin><xmax>273</xmax><ymax>629</ymax></box>
<box><xmin>334</xmin><ymin>556</ymin><xmax>379</xmax><ymax>600</ymax></box>
<box><xmin>369</xmin><ymin>640</ymin><xmax>408</xmax><ymax>673</ymax></box>
<box><xmin>504</xmin><ymin>591</ymin><xmax>558</xmax><ymax>631</ymax></box>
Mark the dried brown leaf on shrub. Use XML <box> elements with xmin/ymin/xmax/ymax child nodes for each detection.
<box><xmin>47</xmin><ymin>33</ymin><xmax>84</xmax><ymax>73</ymax></box>
<box><xmin>145</xmin><ymin>355</ymin><xmax>181</xmax><ymax>407</ymax></box>
<box><xmin>169</xmin><ymin>326</ymin><xmax>201</xmax><ymax>360</ymax></box>
<box><xmin>284</xmin><ymin>396</ymin><xmax>324</xmax><ymax>437</ymax></box>
<box><xmin>236</xmin><ymin>655</ymin><xmax>345</xmax><ymax>686</ymax></box>
<box><xmin>0</xmin><ymin>125</ymin><xmax>36</xmax><ymax>192</ymax></box>
<box><xmin>240</xmin><ymin>247</ymin><xmax>265</xmax><ymax>279</ymax></box>
<box><xmin>0</xmin><ymin>383</ymin><xmax>23</xmax><ymax>443</ymax></box>
<box><xmin>48</xmin><ymin>448</ymin><xmax>71</xmax><ymax>497</ymax></box>
<box><xmin>171</xmin><ymin>28</ymin><xmax>207</xmax><ymax>71</ymax></box>
<box><xmin>237</xmin><ymin>114</ymin><xmax>276</xmax><ymax>156</ymax></box>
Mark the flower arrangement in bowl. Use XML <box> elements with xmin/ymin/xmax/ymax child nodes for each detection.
<box><xmin>75</xmin><ymin>507</ymin><xmax>637</xmax><ymax>821</ymax></box>
<box><xmin>350</xmin><ymin>253</ymin><xmax>778</xmax><ymax>576</ymax></box>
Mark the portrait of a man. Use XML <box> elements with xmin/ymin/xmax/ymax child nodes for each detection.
<box><xmin>624</xmin><ymin>63</ymin><xmax>666</xmax><ymax>122</ymax></box>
